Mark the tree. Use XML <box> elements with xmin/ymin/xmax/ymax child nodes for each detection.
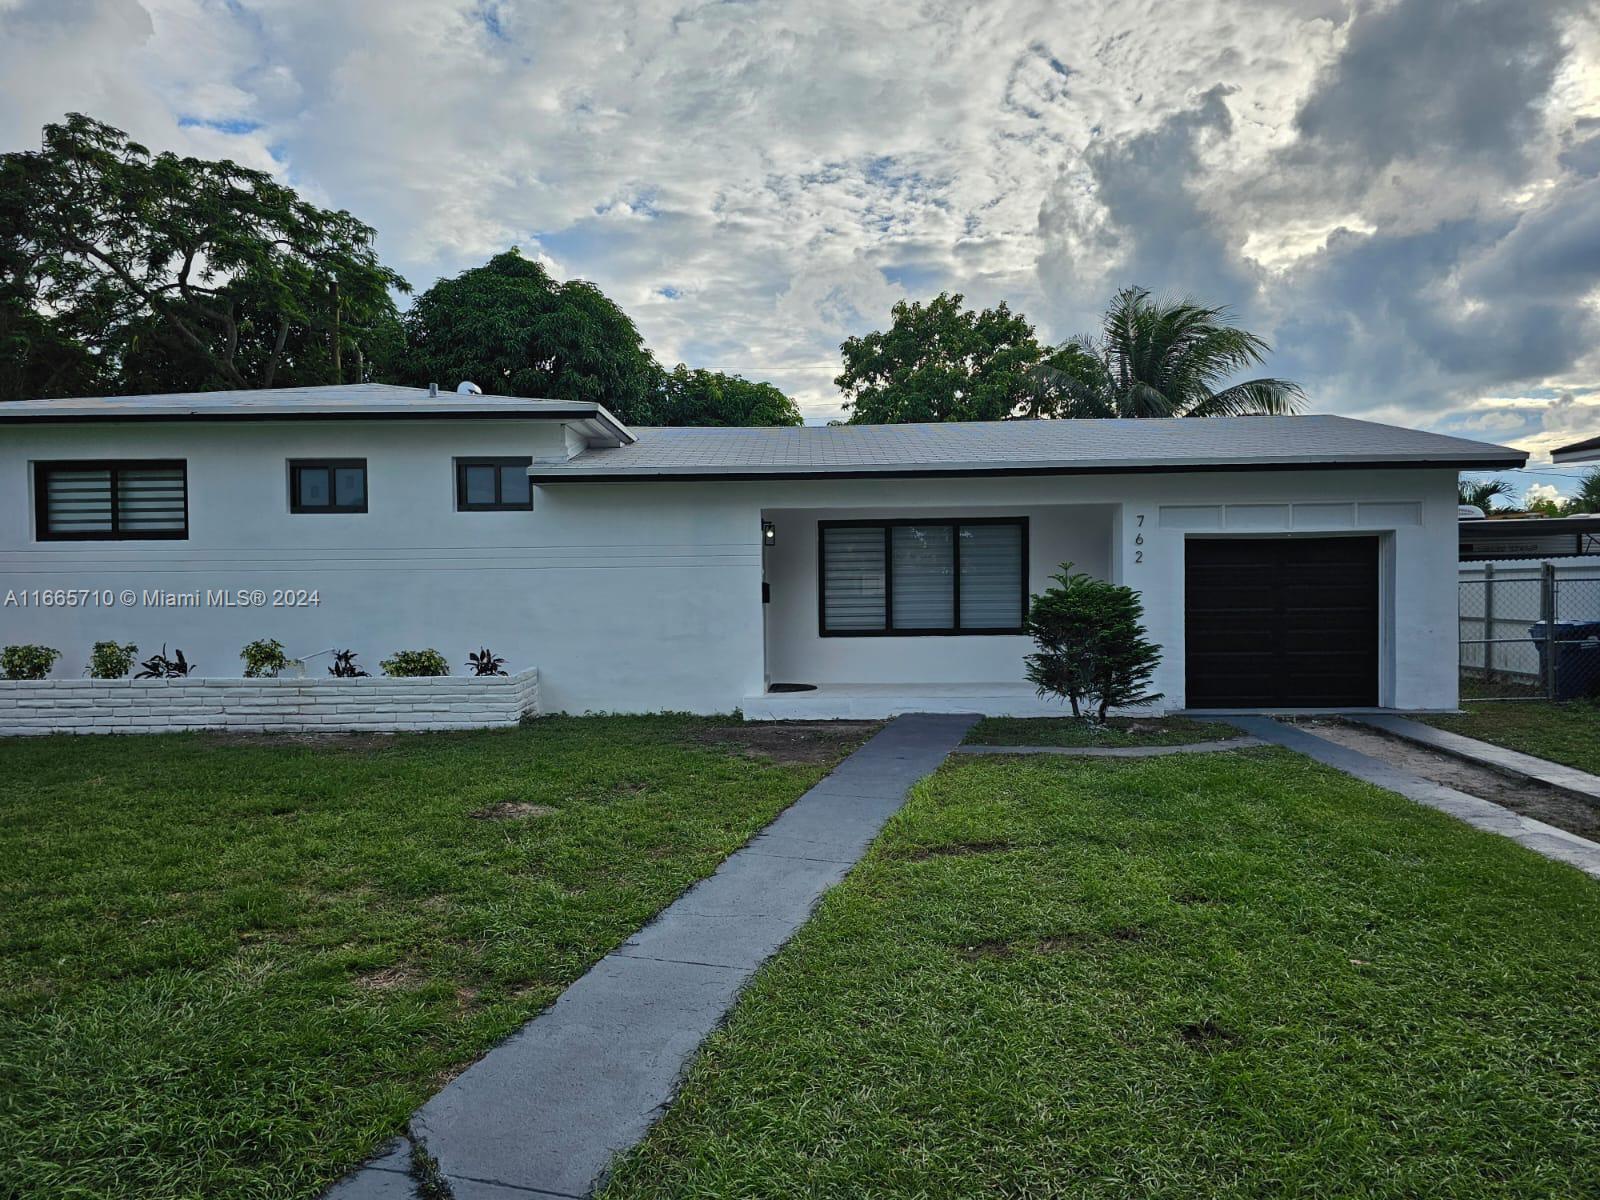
<box><xmin>1459</xmin><ymin>478</ymin><xmax>1518</xmax><ymax>512</ymax></box>
<box><xmin>1034</xmin><ymin>287</ymin><xmax>1305</xmax><ymax>418</ymax></box>
<box><xmin>837</xmin><ymin>293</ymin><xmax>1051</xmax><ymax>423</ymax></box>
<box><xmin>400</xmin><ymin>249</ymin><xmax>660</xmax><ymax>424</ymax></box>
<box><xmin>655</xmin><ymin>365</ymin><xmax>801</xmax><ymax>426</ymax></box>
<box><xmin>1023</xmin><ymin>565</ymin><xmax>1163</xmax><ymax>722</ymax></box>
<box><xmin>0</xmin><ymin>114</ymin><xmax>406</xmax><ymax>399</ymax></box>
<box><xmin>1568</xmin><ymin>467</ymin><xmax>1600</xmax><ymax>515</ymax></box>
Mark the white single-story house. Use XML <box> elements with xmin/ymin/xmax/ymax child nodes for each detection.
<box><xmin>0</xmin><ymin>383</ymin><xmax>1525</xmax><ymax>722</ymax></box>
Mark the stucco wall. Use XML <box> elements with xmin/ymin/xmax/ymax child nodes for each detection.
<box><xmin>0</xmin><ymin>668</ymin><xmax>539</xmax><ymax>735</ymax></box>
<box><xmin>0</xmin><ymin>421</ymin><xmax>763</xmax><ymax>715</ymax></box>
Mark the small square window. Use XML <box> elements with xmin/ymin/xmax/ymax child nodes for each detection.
<box><xmin>456</xmin><ymin>458</ymin><xmax>533</xmax><ymax>511</ymax></box>
<box><xmin>290</xmin><ymin>460</ymin><xmax>367</xmax><ymax>513</ymax></box>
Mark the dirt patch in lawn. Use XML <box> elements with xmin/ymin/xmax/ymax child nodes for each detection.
<box><xmin>1177</xmin><ymin>1018</ymin><xmax>1242</xmax><ymax>1049</ymax></box>
<box><xmin>689</xmin><ymin>721</ymin><xmax>881</xmax><ymax>766</ymax></box>
<box><xmin>352</xmin><ymin>965</ymin><xmax>427</xmax><ymax>991</ymax></box>
<box><xmin>1301</xmin><ymin>720</ymin><xmax>1600</xmax><ymax>840</ymax></box>
<box><xmin>470</xmin><ymin>801</ymin><xmax>557</xmax><ymax>821</ymax></box>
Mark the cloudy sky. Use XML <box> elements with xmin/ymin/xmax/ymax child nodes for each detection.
<box><xmin>2</xmin><ymin>0</ymin><xmax>1598</xmax><ymax>494</ymax></box>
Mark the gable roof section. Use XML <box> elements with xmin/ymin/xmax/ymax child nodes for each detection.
<box><xmin>526</xmin><ymin>415</ymin><xmax>1524</xmax><ymax>482</ymax></box>
<box><xmin>0</xmin><ymin>383</ymin><xmax>634</xmax><ymax>446</ymax></box>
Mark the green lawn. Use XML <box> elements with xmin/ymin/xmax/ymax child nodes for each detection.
<box><xmin>0</xmin><ymin>717</ymin><xmax>869</xmax><ymax>1200</ymax></box>
<box><xmin>604</xmin><ymin>748</ymin><xmax>1600</xmax><ymax>1199</ymax></box>
<box><xmin>966</xmin><ymin>714</ymin><xmax>1228</xmax><ymax>747</ymax></box>
<box><xmin>1423</xmin><ymin>700</ymin><xmax>1600</xmax><ymax>775</ymax></box>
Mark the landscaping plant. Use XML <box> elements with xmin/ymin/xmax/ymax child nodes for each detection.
<box><xmin>240</xmin><ymin>638</ymin><xmax>292</xmax><ymax>678</ymax></box>
<box><xmin>466</xmin><ymin>647</ymin><xmax>508</xmax><ymax>676</ymax></box>
<box><xmin>86</xmin><ymin>641</ymin><xmax>138</xmax><ymax>679</ymax></box>
<box><xmin>1023</xmin><ymin>564</ymin><xmax>1162</xmax><ymax>722</ymax></box>
<box><xmin>380</xmin><ymin>649</ymin><xmax>450</xmax><ymax>677</ymax></box>
<box><xmin>133</xmin><ymin>646</ymin><xmax>193</xmax><ymax>679</ymax></box>
<box><xmin>328</xmin><ymin>649</ymin><xmax>369</xmax><ymax>678</ymax></box>
<box><xmin>1</xmin><ymin>644</ymin><xmax>61</xmax><ymax>680</ymax></box>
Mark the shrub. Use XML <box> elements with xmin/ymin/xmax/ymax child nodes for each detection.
<box><xmin>2</xmin><ymin>645</ymin><xmax>61</xmax><ymax>680</ymax></box>
<box><xmin>466</xmin><ymin>647</ymin><xmax>508</xmax><ymax>676</ymax></box>
<box><xmin>380</xmin><ymin>649</ymin><xmax>450</xmax><ymax>678</ymax></box>
<box><xmin>134</xmin><ymin>646</ymin><xmax>193</xmax><ymax>678</ymax></box>
<box><xmin>328</xmin><ymin>649</ymin><xmax>369</xmax><ymax>678</ymax></box>
<box><xmin>1024</xmin><ymin>564</ymin><xmax>1162</xmax><ymax>722</ymax></box>
<box><xmin>87</xmin><ymin>641</ymin><xmax>139</xmax><ymax>679</ymax></box>
<box><xmin>241</xmin><ymin>638</ymin><xmax>292</xmax><ymax>678</ymax></box>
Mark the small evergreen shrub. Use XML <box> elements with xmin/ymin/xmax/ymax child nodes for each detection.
<box><xmin>241</xmin><ymin>638</ymin><xmax>292</xmax><ymax>678</ymax></box>
<box><xmin>466</xmin><ymin>647</ymin><xmax>508</xmax><ymax>676</ymax></box>
<box><xmin>328</xmin><ymin>649</ymin><xmax>369</xmax><ymax>678</ymax></box>
<box><xmin>134</xmin><ymin>647</ymin><xmax>194</xmax><ymax>678</ymax></box>
<box><xmin>380</xmin><ymin>649</ymin><xmax>450</xmax><ymax>678</ymax></box>
<box><xmin>1024</xmin><ymin>564</ymin><xmax>1163</xmax><ymax>723</ymax></box>
<box><xmin>87</xmin><ymin>641</ymin><xmax>139</xmax><ymax>679</ymax></box>
<box><xmin>2</xmin><ymin>645</ymin><xmax>61</xmax><ymax>680</ymax></box>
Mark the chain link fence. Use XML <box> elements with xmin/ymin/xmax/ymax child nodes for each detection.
<box><xmin>1460</xmin><ymin>562</ymin><xmax>1600</xmax><ymax>701</ymax></box>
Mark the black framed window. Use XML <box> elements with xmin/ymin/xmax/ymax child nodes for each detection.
<box><xmin>455</xmin><ymin>457</ymin><xmax>533</xmax><ymax>511</ymax></box>
<box><xmin>819</xmin><ymin>518</ymin><xmax>1027</xmax><ymax>636</ymax></box>
<box><xmin>290</xmin><ymin>459</ymin><xmax>367</xmax><ymax>513</ymax></box>
<box><xmin>34</xmin><ymin>460</ymin><xmax>188</xmax><ymax>541</ymax></box>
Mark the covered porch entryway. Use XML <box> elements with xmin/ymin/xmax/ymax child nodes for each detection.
<box><xmin>752</xmin><ymin>502</ymin><xmax>1119</xmax><ymax>718</ymax></box>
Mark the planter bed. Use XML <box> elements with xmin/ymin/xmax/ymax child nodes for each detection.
<box><xmin>0</xmin><ymin>668</ymin><xmax>538</xmax><ymax>735</ymax></box>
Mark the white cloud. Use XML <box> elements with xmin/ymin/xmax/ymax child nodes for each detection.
<box><xmin>1</xmin><ymin>0</ymin><xmax>1598</xmax><ymax>428</ymax></box>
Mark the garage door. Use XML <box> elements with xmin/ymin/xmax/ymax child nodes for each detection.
<box><xmin>1185</xmin><ymin>536</ymin><xmax>1379</xmax><ymax>708</ymax></box>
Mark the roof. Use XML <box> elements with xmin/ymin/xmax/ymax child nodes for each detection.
<box><xmin>0</xmin><ymin>383</ymin><xmax>634</xmax><ymax>445</ymax></box>
<box><xmin>525</xmin><ymin>415</ymin><xmax>1525</xmax><ymax>482</ymax></box>
<box><xmin>1460</xmin><ymin>514</ymin><xmax>1600</xmax><ymax>560</ymax></box>
<box><xmin>1551</xmin><ymin>432</ymin><xmax>1600</xmax><ymax>464</ymax></box>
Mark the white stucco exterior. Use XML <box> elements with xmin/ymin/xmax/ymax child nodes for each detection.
<box><xmin>0</xmin><ymin>410</ymin><xmax>1465</xmax><ymax>720</ymax></box>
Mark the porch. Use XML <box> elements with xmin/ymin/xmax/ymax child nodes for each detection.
<box><xmin>755</xmin><ymin>502</ymin><xmax>1120</xmax><ymax>717</ymax></box>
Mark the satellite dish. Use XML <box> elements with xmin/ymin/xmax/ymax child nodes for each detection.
<box><xmin>457</xmin><ymin>380</ymin><xmax>483</xmax><ymax>395</ymax></box>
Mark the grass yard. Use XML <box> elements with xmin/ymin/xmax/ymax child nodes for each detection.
<box><xmin>0</xmin><ymin>717</ymin><xmax>871</xmax><ymax>1200</ymax></box>
<box><xmin>1423</xmin><ymin>699</ymin><xmax>1600</xmax><ymax>775</ymax></box>
<box><xmin>966</xmin><ymin>714</ymin><xmax>1228</xmax><ymax>747</ymax></box>
<box><xmin>604</xmin><ymin>747</ymin><xmax>1600</xmax><ymax>1199</ymax></box>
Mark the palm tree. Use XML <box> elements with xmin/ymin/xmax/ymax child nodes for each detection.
<box><xmin>1030</xmin><ymin>287</ymin><xmax>1305</xmax><ymax>418</ymax></box>
<box><xmin>1458</xmin><ymin>478</ymin><xmax>1517</xmax><ymax>512</ymax></box>
<box><xmin>1568</xmin><ymin>466</ymin><xmax>1600</xmax><ymax>514</ymax></box>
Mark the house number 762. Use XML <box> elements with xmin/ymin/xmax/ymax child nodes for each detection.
<box><xmin>1133</xmin><ymin>513</ymin><xmax>1146</xmax><ymax>563</ymax></box>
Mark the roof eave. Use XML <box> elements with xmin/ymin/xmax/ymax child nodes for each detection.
<box><xmin>528</xmin><ymin>453</ymin><xmax>1527</xmax><ymax>484</ymax></box>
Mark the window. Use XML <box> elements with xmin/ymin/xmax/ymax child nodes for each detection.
<box><xmin>819</xmin><ymin>518</ymin><xmax>1027</xmax><ymax>636</ymax></box>
<box><xmin>34</xmin><ymin>460</ymin><xmax>187</xmax><ymax>541</ymax></box>
<box><xmin>455</xmin><ymin>457</ymin><xmax>533</xmax><ymax>511</ymax></box>
<box><xmin>290</xmin><ymin>459</ymin><xmax>367</xmax><ymax>513</ymax></box>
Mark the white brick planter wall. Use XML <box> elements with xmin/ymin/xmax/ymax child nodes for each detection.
<box><xmin>0</xmin><ymin>668</ymin><xmax>539</xmax><ymax>736</ymax></box>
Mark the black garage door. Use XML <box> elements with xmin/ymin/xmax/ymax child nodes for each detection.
<box><xmin>1185</xmin><ymin>537</ymin><xmax>1379</xmax><ymax>708</ymax></box>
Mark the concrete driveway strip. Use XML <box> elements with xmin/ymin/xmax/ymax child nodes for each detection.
<box><xmin>325</xmin><ymin>712</ymin><xmax>978</xmax><ymax>1200</ymax></box>
<box><xmin>1225</xmin><ymin>716</ymin><xmax>1600</xmax><ymax>881</ymax></box>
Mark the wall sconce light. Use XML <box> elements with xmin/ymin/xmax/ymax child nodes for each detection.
<box><xmin>762</xmin><ymin>520</ymin><xmax>776</xmax><ymax>547</ymax></box>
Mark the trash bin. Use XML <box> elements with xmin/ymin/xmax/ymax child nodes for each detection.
<box><xmin>1527</xmin><ymin>621</ymin><xmax>1600</xmax><ymax>700</ymax></box>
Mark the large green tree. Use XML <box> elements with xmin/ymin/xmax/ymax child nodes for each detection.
<box><xmin>401</xmin><ymin>249</ymin><xmax>661</xmax><ymax>423</ymax></box>
<box><xmin>1034</xmin><ymin>286</ymin><xmax>1305</xmax><ymax>418</ymax></box>
<box><xmin>0</xmin><ymin>114</ymin><xmax>406</xmax><ymax>399</ymax></box>
<box><xmin>655</xmin><ymin>364</ymin><xmax>801</xmax><ymax>426</ymax></box>
<box><xmin>837</xmin><ymin>293</ymin><xmax>1064</xmax><ymax>423</ymax></box>
<box><xmin>1567</xmin><ymin>467</ymin><xmax>1600</xmax><ymax>515</ymax></box>
<box><xmin>1458</xmin><ymin>478</ymin><xmax>1518</xmax><ymax>512</ymax></box>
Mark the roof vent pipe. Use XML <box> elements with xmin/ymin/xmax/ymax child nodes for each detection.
<box><xmin>457</xmin><ymin>380</ymin><xmax>483</xmax><ymax>395</ymax></box>
<box><xmin>428</xmin><ymin>382</ymin><xmax>439</xmax><ymax>397</ymax></box>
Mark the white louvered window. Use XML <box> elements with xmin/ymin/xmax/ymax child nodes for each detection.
<box><xmin>35</xmin><ymin>461</ymin><xmax>187</xmax><ymax>540</ymax></box>
<box><xmin>820</xmin><ymin>519</ymin><xmax>1025</xmax><ymax>635</ymax></box>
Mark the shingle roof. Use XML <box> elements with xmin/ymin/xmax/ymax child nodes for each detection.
<box><xmin>526</xmin><ymin>415</ymin><xmax>1524</xmax><ymax>481</ymax></box>
<box><xmin>0</xmin><ymin>383</ymin><xmax>633</xmax><ymax>443</ymax></box>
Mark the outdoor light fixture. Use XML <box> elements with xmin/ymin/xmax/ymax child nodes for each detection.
<box><xmin>762</xmin><ymin>520</ymin><xmax>776</xmax><ymax>547</ymax></box>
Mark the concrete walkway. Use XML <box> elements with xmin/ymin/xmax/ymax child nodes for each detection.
<box><xmin>955</xmin><ymin>737</ymin><xmax>1261</xmax><ymax>758</ymax></box>
<box><xmin>325</xmin><ymin>712</ymin><xmax>978</xmax><ymax>1200</ymax></box>
<box><xmin>1224</xmin><ymin>717</ymin><xmax>1600</xmax><ymax>881</ymax></box>
<box><xmin>1351</xmin><ymin>714</ymin><xmax>1600</xmax><ymax>805</ymax></box>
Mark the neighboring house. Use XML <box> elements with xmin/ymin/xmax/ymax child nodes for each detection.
<box><xmin>1551</xmin><ymin>433</ymin><xmax>1600</xmax><ymax>464</ymax></box>
<box><xmin>0</xmin><ymin>384</ymin><xmax>1523</xmax><ymax>717</ymax></box>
